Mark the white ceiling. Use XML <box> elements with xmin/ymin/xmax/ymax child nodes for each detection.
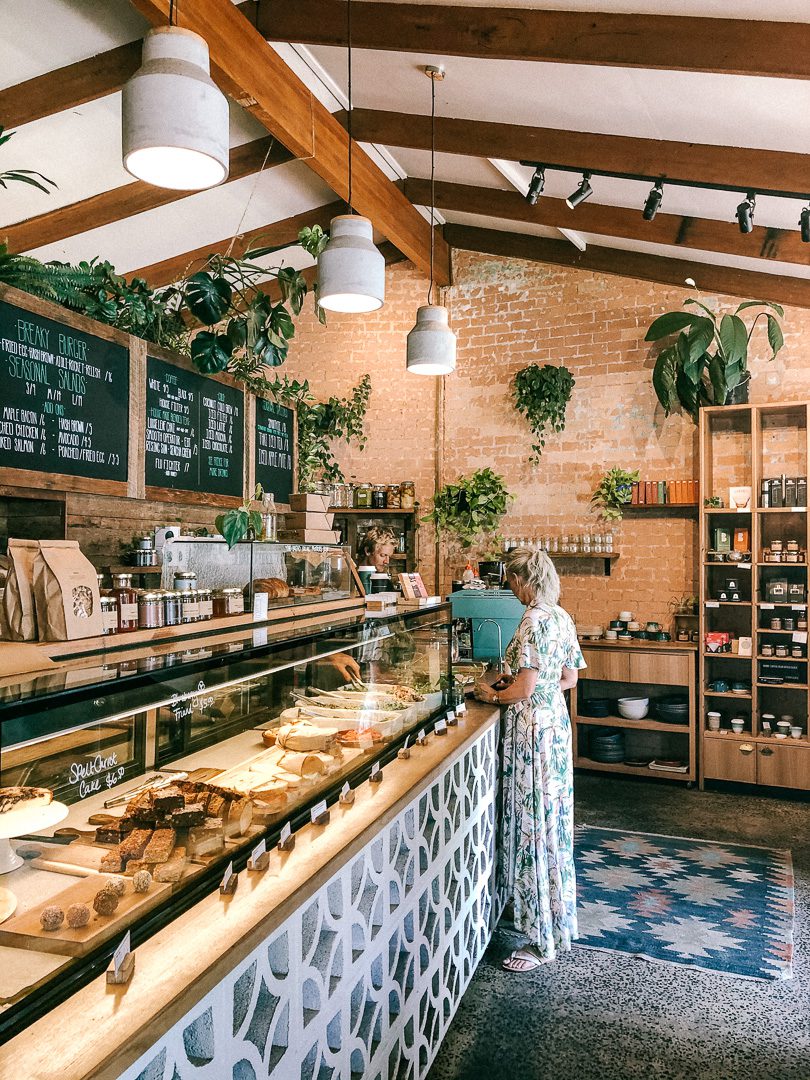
<box><xmin>0</xmin><ymin>0</ymin><xmax>809</xmax><ymax>289</ymax></box>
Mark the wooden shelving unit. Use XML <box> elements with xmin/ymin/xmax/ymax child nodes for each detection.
<box><xmin>571</xmin><ymin>641</ymin><xmax>697</xmax><ymax>784</ymax></box>
<box><xmin>699</xmin><ymin>401</ymin><xmax>810</xmax><ymax>791</ymax></box>
<box><xmin>550</xmin><ymin>551</ymin><xmax>619</xmax><ymax>576</ymax></box>
<box><xmin>329</xmin><ymin>507</ymin><xmax>419</xmax><ymax>573</ymax></box>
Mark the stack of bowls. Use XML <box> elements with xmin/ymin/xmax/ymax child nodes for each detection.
<box><xmin>617</xmin><ymin>696</ymin><xmax>649</xmax><ymax>720</ymax></box>
<box><xmin>589</xmin><ymin>727</ymin><xmax>625</xmax><ymax>763</ymax></box>
<box><xmin>655</xmin><ymin>695</ymin><xmax>690</xmax><ymax>724</ymax></box>
<box><xmin>578</xmin><ymin>697</ymin><xmax>612</xmax><ymax>718</ymax></box>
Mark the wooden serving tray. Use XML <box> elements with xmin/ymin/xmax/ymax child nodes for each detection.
<box><xmin>28</xmin><ymin>842</ymin><xmax>108</xmax><ymax>877</ymax></box>
<box><xmin>0</xmin><ymin>874</ymin><xmax>170</xmax><ymax>957</ymax></box>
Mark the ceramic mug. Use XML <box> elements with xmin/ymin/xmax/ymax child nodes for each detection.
<box><xmin>709</xmin><ymin>680</ymin><xmax>729</xmax><ymax>693</ymax></box>
<box><xmin>605</xmin><ymin>629</ymin><xmax>618</xmax><ymax>640</ymax></box>
<box><xmin>730</xmin><ymin>718</ymin><xmax>745</xmax><ymax>733</ymax></box>
<box><xmin>646</xmin><ymin>621</ymin><xmax>660</xmax><ymax>633</ymax></box>
<box><xmin>790</xmin><ymin>726</ymin><xmax>803</xmax><ymax>739</ymax></box>
<box><xmin>776</xmin><ymin>720</ymin><xmax>791</xmax><ymax>735</ymax></box>
<box><xmin>707</xmin><ymin>711</ymin><xmax>721</xmax><ymax>731</ymax></box>
<box><xmin>619</xmin><ymin>611</ymin><xmax>633</xmax><ymax>622</ymax></box>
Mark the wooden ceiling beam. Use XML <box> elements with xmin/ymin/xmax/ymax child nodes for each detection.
<box><xmin>129</xmin><ymin>0</ymin><xmax>448</xmax><ymax>284</ymax></box>
<box><xmin>444</xmin><ymin>224</ymin><xmax>810</xmax><ymax>310</ymax></box>
<box><xmin>405</xmin><ymin>177</ymin><xmax>810</xmax><ymax>265</ymax></box>
<box><xmin>259</xmin><ymin>2</ymin><xmax>810</xmax><ymax>79</ymax></box>
<box><xmin>353</xmin><ymin>110</ymin><xmax>810</xmax><ymax>199</ymax></box>
<box><xmin>3</xmin><ymin>138</ymin><xmax>291</xmax><ymax>253</ymax></box>
<box><xmin>133</xmin><ymin>200</ymin><xmax>344</xmax><ymax>288</ymax></box>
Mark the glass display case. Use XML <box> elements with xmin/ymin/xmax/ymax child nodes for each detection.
<box><xmin>0</xmin><ymin>603</ymin><xmax>452</xmax><ymax>1039</ymax></box>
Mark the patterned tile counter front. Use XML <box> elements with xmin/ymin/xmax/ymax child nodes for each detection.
<box><xmin>4</xmin><ymin>706</ymin><xmax>500</xmax><ymax>1080</ymax></box>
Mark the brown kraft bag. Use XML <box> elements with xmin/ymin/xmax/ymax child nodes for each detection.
<box><xmin>32</xmin><ymin>540</ymin><xmax>104</xmax><ymax>641</ymax></box>
<box><xmin>0</xmin><ymin>539</ymin><xmax>40</xmax><ymax>641</ymax></box>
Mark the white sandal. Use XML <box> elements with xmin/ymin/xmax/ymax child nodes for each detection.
<box><xmin>501</xmin><ymin>946</ymin><xmax>550</xmax><ymax>973</ymax></box>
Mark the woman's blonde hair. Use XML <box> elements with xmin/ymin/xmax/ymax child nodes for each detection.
<box><xmin>358</xmin><ymin>525</ymin><xmax>397</xmax><ymax>561</ymax></box>
<box><xmin>504</xmin><ymin>547</ymin><xmax>560</xmax><ymax>605</ymax></box>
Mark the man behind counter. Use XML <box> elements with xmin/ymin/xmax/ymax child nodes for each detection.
<box><xmin>357</xmin><ymin>525</ymin><xmax>397</xmax><ymax>574</ymax></box>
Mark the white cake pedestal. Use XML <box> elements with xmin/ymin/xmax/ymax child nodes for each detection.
<box><xmin>0</xmin><ymin>801</ymin><xmax>69</xmax><ymax>874</ymax></box>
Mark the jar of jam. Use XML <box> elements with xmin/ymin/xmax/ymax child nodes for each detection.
<box><xmin>197</xmin><ymin>587</ymin><xmax>213</xmax><ymax>621</ymax></box>
<box><xmin>761</xmin><ymin>643</ymin><xmax>774</xmax><ymax>656</ymax></box>
<box><xmin>371</xmin><ymin>484</ymin><xmax>387</xmax><ymax>509</ymax></box>
<box><xmin>775</xmin><ymin>644</ymin><xmax>789</xmax><ymax>657</ymax></box>
<box><xmin>791</xmin><ymin>644</ymin><xmax>803</xmax><ymax>658</ymax></box>
<box><xmin>354</xmin><ymin>483</ymin><xmax>372</xmax><ymax>509</ymax></box>
<box><xmin>783</xmin><ymin>616</ymin><xmax>795</xmax><ymax>631</ymax></box>
<box><xmin>111</xmin><ymin>573</ymin><xmax>138</xmax><ymax>633</ymax></box>
<box><xmin>771</xmin><ymin>539</ymin><xmax>784</xmax><ymax>553</ymax></box>
<box><xmin>180</xmin><ymin>589</ymin><xmax>200</xmax><ymax>623</ymax></box>
<box><xmin>174</xmin><ymin>570</ymin><xmax>198</xmax><ymax>592</ymax></box>
<box><xmin>787</xmin><ymin>539</ymin><xmax>799</xmax><ymax>553</ymax></box>
<box><xmin>400</xmin><ymin>481</ymin><xmax>415</xmax><ymax>510</ymax></box>
<box><xmin>386</xmin><ymin>484</ymin><xmax>401</xmax><ymax>509</ymax></box>
<box><xmin>164</xmin><ymin>590</ymin><xmax>182</xmax><ymax>626</ymax></box>
<box><xmin>770</xmin><ymin>616</ymin><xmax>783</xmax><ymax>630</ymax></box>
<box><xmin>212</xmin><ymin>587</ymin><xmax>244</xmax><ymax>617</ymax></box>
<box><xmin>138</xmin><ymin>590</ymin><xmax>165</xmax><ymax>629</ymax></box>
<box><xmin>100</xmin><ymin>595</ymin><xmax>118</xmax><ymax>635</ymax></box>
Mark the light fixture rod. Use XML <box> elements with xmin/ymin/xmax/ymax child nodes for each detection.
<box><xmin>424</xmin><ymin>65</ymin><xmax>445</xmax><ymax>305</ymax></box>
<box><xmin>518</xmin><ymin>160</ymin><xmax>810</xmax><ymax>202</ymax></box>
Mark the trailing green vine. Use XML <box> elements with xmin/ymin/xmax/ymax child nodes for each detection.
<box><xmin>591</xmin><ymin>467</ymin><xmax>640</xmax><ymax>521</ymax></box>
<box><xmin>423</xmin><ymin>468</ymin><xmax>513</xmax><ymax>549</ymax></box>
<box><xmin>512</xmin><ymin>363</ymin><xmax>575</xmax><ymax>463</ymax></box>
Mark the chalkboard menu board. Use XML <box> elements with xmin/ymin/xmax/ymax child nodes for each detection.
<box><xmin>0</xmin><ymin>299</ymin><xmax>129</xmax><ymax>482</ymax></box>
<box><xmin>254</xmin><ymin>397</ymin><xmax>294</xmax><ymax>503</ymax></box>
<box><xmin>145</xmin><ymin>356</ymin><xmax>244</xmax><ymax>498</ymax></box>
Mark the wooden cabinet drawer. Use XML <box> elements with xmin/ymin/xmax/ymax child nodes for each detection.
<box><xmin>757</xmin><ymin>744</ymin><xmax>810</xmax><ymax>791</ymax></box>
<box><xmin>702</xmin><ymin>737</ymin><xmax>757</xmax><ymax>783</ymax></box>
<box><xmin>629</xmin><ymin>651</ymin><xmax>691</xmax><ymax>686</ymax></box>
<box><xmin>580</xmin><ymin>649</ymin><xmax>630</xmax><ymax>682</ymax></box>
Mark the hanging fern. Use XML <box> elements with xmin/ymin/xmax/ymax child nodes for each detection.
<box><xmin>512</xmin><ymin>363</ymin><xmax>575</xmax><ymax>464</ymax></box>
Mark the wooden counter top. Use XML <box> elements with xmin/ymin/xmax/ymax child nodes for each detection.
<box><xmin>2</xmin><ymin>703</ymin><xmax>500</xmax><ymax>1080</ymax></box>
<box><xmin>578</xmin><ymin>638</ymin><xmax>697</xmax><ymax>652</ymax></box>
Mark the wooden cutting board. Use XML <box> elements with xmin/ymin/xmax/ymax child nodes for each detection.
<box><xmin>28</xmin><ymin>842</ymin><xmax>107</xmax><ymax>877</ymax></box>
<box><xmin>0</xmin><ymin>874</ymin><xmax>170</xmax><ymax>957</ymax></box>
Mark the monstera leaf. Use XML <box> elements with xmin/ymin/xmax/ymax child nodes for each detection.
<box><xmin>185</xmin><ymin>272</ymin><xmax>232</xmax><ymax>325</ymax></box>
<box><xmin>191</xmin><ymin>331</ymin><xmax>232</xmax><ymax>374</ymax></box>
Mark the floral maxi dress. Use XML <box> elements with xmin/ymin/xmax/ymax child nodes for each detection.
<box><xmin>499</xmin><ymin>601</ymin><xmax>586</xmax><ymax>959</ymax></box>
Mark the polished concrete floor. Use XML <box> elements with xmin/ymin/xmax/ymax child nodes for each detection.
<box><xmin>428</xmin><ymin>775</ymin><xmax>810</xmax><ymax>1080</ymax></box>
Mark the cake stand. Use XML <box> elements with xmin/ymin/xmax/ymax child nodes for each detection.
<box><xmin>0</xmin><ymin>800</ymin><xmax>69</xmax><ymax>874</ymax></box>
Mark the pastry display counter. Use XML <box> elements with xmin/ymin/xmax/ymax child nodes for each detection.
<box><xmin>0</xmin><ymin>603</ymin><xmax>456</xmax><ymax>1043</ymax></box>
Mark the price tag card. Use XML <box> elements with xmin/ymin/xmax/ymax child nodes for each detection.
<box><xmin>338</xmin><ymin>781</ymin><xmax>356</xmax><ymax>807</ymax></box>
<box><xmin>253</xmin><ymin>593</ymin><xmax>269</xmax><ymax>621</ymax></box>
<box><xmin>416</xmin><ymin>728</ymin><xmax>427</xmax><ymax>745</ymax></box>
<box><xmin>278</xmin><ymin>821</ymin><xmax>295</xmax><ymax>852</ymax></box>
<box><xmin>311</xmin><ymin>798</ymin><xmax>330</xmax><ymax>825</ymax></box>
<box><xmin>793</xmin><ymin>631</ymin><xmax>808</xmax><ymax>644</ymax></box>
<box><xmin>446</xmin><ymin>710</ymin><xmax>458</xmax><ymax>727</ymax></box>
<box><xmin>739</xmin><ymin>563</ymin><xmax>752</xmax><ymax>570</ymax></box>
<box><xmin>761</xmin><ymin>603</ymin><xmax>775</xmax><ymax>610</ymax></box>
<box><xmin>220</xmin><ymin>860</ymin><xmax>238</xmax><ymax>895</ymax></box>
<box><xmin>252</xmin><ymin>627</ymin><xmax>268</xmax><ymax>648</ymax></box>
<box><xmin>791</xmin><ymin>506</ymin><xmax>804</xmax><ymax>512</ymax></box>
<box><xmin>456</xmin><ymin>701</ymin><xmax>467</xmax><ymax>714</ymax></box>
<box><xmin>248</xmin><ymin>838</ymin><xmax>269</xmax><ymax>871</ymax></box>
<box><xmin>397</xmin><ymin>734</ymin><xmax>411</xmax><ymax>760</ymax></box>
<box><xmin>434</xmin><ymin>718</ymin><xmax>448</xmax><ymax>736</ymax></box>
<box><xmin>792</xmin><ymin>604</ymin><xmax>806</xmax><ymax>610</ymax></box>
<box><xmin>107</xmin><ymin>930</ymin><xmax>134</xmax><ymax>985</ymax></box>
<box><xmin>369</xmin><ymin>761</ymin><xmax>383</xmax><ymax>784</ymax></box>
<box><xmin>113</xmin><ymin>931</ymin><xmax>131</xmax><ymax>975</ymax></box>
<box><xmin>705</xmin><ymin>601</ymin><xmax>719</xmax><ymax>609</ymax></box>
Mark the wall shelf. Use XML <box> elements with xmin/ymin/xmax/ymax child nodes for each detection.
<box><xmin>550</xmin><ymin>551</ymin><xmax>619</xmax><ymax>577</ymax></box>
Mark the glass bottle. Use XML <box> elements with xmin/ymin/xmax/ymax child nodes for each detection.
<box><xmin>605</xmin><ymin>530</ymin><xmax>614</xmax><ymax>552</ymax></box>
<box><xmin>262</xmin><ymin>493</ymin><xmax>278</xmax><ymax>542</ymax></box>
<box><xmin>111</xmin><ymin>573</ymin><xmax>139</xmax><ymax>633</ymax></box>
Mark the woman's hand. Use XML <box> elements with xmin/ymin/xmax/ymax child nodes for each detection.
<box><xmin>330</xmin><ymin>652</ymin><xmax>362</xmax><ymax>682</ymax></box>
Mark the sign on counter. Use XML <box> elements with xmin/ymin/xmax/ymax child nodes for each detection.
<box><xmin>254</xmin><ymin>397</ymin><xmax>294</xmax><ymax>503</ymax></box>
<box><xmin>145</xmin><ymin>356</ymin><xmax>244</xmax><ymax>497</ymax></box>
<box><xmin>0</xmin><ymin>299</ymin><xmax>129</xmax><ymax>483</ymax></box>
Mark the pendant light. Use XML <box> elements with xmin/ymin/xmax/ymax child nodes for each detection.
<box><xmin>317</xmin><ymin>0</ymin><xmax>385</xmax><ymax>313</ymax></box>
<box><xmin>406</xmin><ymin>66</ymin><xmax>457</xmax><ymax>376</ymax></box>
<box><xmin>122</xmin><ymin>0</ymin><xmax>229</xmax><ymax>191</ymax></box>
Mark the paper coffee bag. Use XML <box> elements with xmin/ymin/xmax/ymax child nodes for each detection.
<box><xmin>32</xmin><ymin>540</ymin><xmax>104</xmax><ymax>641</ymax></box>
<box><xmin>0</xmin><ymin>539</ymin><xmax>40</xmax><ymax>641</ymax></box>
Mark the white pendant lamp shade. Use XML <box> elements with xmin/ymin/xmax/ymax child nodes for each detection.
<box><xmin>317</xmin><ymin>215</ymin><xmax>385</xmax><ymax>313</ymax></box>
<box><xmin>122</xmin><ymin>26</ymin><xmax>229</xmax><ymax>191</ymax></box>
<box><xmin>406</xmin><ymin>304</ymin><xmax>457</xmax><ymax>375</ymax></box>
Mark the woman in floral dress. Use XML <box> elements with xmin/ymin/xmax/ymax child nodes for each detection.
<box><xmin>475</xmin><ymin>547</ymin><xmax>585</xmax><ymax>972</ymax></box>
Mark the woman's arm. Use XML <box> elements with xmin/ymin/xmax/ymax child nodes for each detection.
<box><xmin>559</xmin><ymin>666</ymin><xmax>579</xmax><ymax>692</ymax></box>
<box><xmin>475</xmin><ymin>667</ymin><xmax>538</xmax><ymax>706</ymax></box>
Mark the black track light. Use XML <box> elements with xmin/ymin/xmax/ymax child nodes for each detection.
<box><xmin>801</xmin><ymin>206</ymin><xmax>810</xmax><ymax>243</ymax></box>
<box><xmin>566</xmin><ymin>171</ymin><xmax>592</xmax><ymax>209</ymax></box>
<box><xmin>525</xmin><ymin>166</ymin><xmax>545</xmax><ymax>205</ymax></box>
<box><xmin>643</xmin><ymin>181</ymin><xmax>664</xmax><ymax>221</ymax></box>
<box><xmin>736</xmin><ymin>192</ymin><xmax>756</xmax><ymax>234</ymax></box>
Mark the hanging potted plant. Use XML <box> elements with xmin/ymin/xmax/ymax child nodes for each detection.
<box><xmin>423</xmin><ymin>468</ymin><xmax>513</xmax><ymax>549</ymax></box>
<box><xmin>512</xmin><ymin>363</ymin><xmax>575</xmax><ymax>463</ymax></box>
<box><xmin>591</xmin><ymin>468</ymin><xmax>640</xmax><ymax>521</ymax></box>
<box><xmin>645</xmin><ymin>283</ymin><xmax>784</xmax><ymax>421</ymax></box>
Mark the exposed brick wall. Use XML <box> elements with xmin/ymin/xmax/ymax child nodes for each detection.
<box><xmin>273</xmin><ymin>250</ymin><xmax>810</xmax><ymax>631</ymax></box>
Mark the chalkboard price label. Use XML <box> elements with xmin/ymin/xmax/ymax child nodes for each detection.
<box><xmin>0</xmin><ymin>299</ymin><xmax>129</xmax><ymax>482</ymax></box>
<box><xmin>145</xmin><ymin>356</ymin><xmax>244</xmax><ymax>497</ymax></box>
<box><xmin>254</xmin><ymin>397</ymin><xmax>294</xmax><ymax>504</ymax></box>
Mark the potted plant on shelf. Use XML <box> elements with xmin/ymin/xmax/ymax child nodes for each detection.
<box><xmin>512</xmin><ymin>363</ymin><xmax>575</xmax><ymax>464</ymax></box>
<box><xmin>591</xmin><ymin>468</ymin><xmax>640</xmax><ymax>521</ymax></box>
<box><xmin>645</xmin><ymin>283</ymin><xmax>784</xmax><ymax>421</ymax></box>
<box><xmin>215</xmin><ymin>484</ymin><xmax>265</xmax><ymax>549</ymax></box>
<box><xmin>424</xmin><ymin>468</ymin><xmax>513</xmax><ymax>550</ymax></box>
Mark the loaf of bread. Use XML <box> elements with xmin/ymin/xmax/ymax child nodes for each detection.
<box><xmin>253</xmin><ymin>577</ymin><xmax>290</xmax><ymax>599</ymax></box>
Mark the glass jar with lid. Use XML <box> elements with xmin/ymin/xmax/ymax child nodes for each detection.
<box><xmin>163</xmin><ymin>590</ymin><xmax>182</xmax><ymax>627</ymax></box>
<box><xmin>138</xmin><ymin>590</ymin><xmax>165</xmax><ymax>630</ymax></box>
<box><xmin>173</xmin><ymin>570</ymin><xmax>198</xmax><ymax>592</ymax></box>
<box><xmin>400</xmin><ymin>481</ymin><xmax>415</xmax><ymax>509</ymax></box>
<box><xmin>197</xmin><ymin>587</ymin><xmax>213</xmax><ymax>621</ymax></box>
<box><xmin>180</xmin><ymin>589</ymin><xmax>200</xmax><ymax>624</ymax></box>
<box><xmin>386</xmin><ymin>484</ymin><xmax>401</xmax><ymax>509</ymax></box>
<box><xmin>111</xmin><ymin>573</ymin><xmax>138</xmax><ymax>633</ymax></box>
<box><xmin>371</xmin><ymin>484</ymin><xmax>387</xmax><ymax>510</ymax></box>
<box><xmin>100</xmin><ymin>594</ymin><xmax>118</xmax><ymax>635</ymax></box>
<box><xmin>354</xmin><ymin>482</ymin><xmax>373</xmax><ymax>509</ymax></box>
<box><xmin>212</xmin><ymin>587</ymin><xmax>245</xmax><ymax>617</ymax></box>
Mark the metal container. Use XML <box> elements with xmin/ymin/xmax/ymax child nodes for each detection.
<box><xmin>180</xmin><ymin>589</ymin><xmax>200</xmax><ymax>623</ymax></box>
<box><xmin>163</xmin><ymin>590</ymin><xmax>182</xmax><ymax>626</ymax></box>
<box><xmin>197</xmin><ymin>587</ymin><xmax>213</xmax><ymax>621</ymax></box>
<box><xmin>138</xmin><ymin>590</ymin><xmax>165</xmax><ymax>629</ymax></box>
<box><xmin>174</xmin><ymin>570</ymin><xmax>198</xmax><ymax>592</ymax></box>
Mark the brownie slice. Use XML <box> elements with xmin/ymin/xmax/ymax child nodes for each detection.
<box><xmin>153</xmin><ymin>786</ymin><xmax>185</xmax><ymax>814</ymax></box>
<box><xmin>142</xmin><ymin>827</ymin><xmax>176</xmax><ymax>864</ymax></box>
<box><xmin>168</xmin><ymin>803</ymin><xmax>206</xmax><ymax>827</ymax></box>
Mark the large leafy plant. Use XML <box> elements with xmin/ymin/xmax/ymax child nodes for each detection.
<box><xmin>424</xmin><ymin>468</ymin><xmax>513</xmax><ymax>549</ymax></box>
<box><xmin>0</xmin><ymin>127</ymin><xmax>56</xmax><ymax>194</ymax></box>
<box><xmin>215</xmin><ymin>484</ymin><xmax>265</xmax><ymax>549</ymax></box>
<box><xmin>512</xmin><ymin>363</ymin><xmax>575</xmax><ymax>463</ymax></box>
<box><xmin>646</xmin><ymin>289</ymin><xmax>784</xmax><ymax>422</ymax></box>
<box><xmin>591</xmin><ymin>467</ymin><xmax>640</xmax><ymax>522</ymax></box>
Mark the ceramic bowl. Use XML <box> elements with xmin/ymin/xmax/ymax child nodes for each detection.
<box><xmin>773</xmin><ymin>732</ymin><xmax>788</xmax><ymax>740</ymax></box>
<box><xmin>604</xmin><ymin>630</ymin><xmax>618</xmax><ymax>640</ymax></box>
<box><xmin>627</xmin><ymin>621</ymin><xmax>641</xmax><ymax>631</ymax></box>
<box><xmin>619</xmin><ymin>611</ymin><xmax>633</xmax><ymax>622</ymax></box>
<box><xmin>617</xmin><ymin>697</ymin><xmax>649</xmax><ymax>720</ymax></box>
<box><xmin>646</xmin><ymin>622</ymin><xmax>660</xmax><ymax>633</ymax></box>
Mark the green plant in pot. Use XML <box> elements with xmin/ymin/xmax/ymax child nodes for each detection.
<box><xmin>512</xmin><ymin>363</ymin><xmax>575</xmax><ymax>463</ymax></box>
<box><xmin>424</xmin><ymin>468</ymin><xmax>513</xmax><ymax>549</ymax></box>
<box><xmin>591</xmin><ymin>468</ymin><xmax>640</xmax><ymax>521</ymax></box>
<box><xmin>646</xmin><ymin>285</ymin><xmax>784</xmax><ymax>421</ymax></box>
<box><xmin>215</xmin><ymin>484</ymin><xmax>265</xmax><ymax>549</ymax></box>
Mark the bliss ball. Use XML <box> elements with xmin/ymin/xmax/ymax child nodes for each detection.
<box><xmin>39</xmin><ymin>905</ymin><xmax>64</xmax><ymax>931</ymax></box>
<box><xmin>132</xmin><ymin>869</ymin><xmax>152</xmax><ymax>894</ymax></box>
<box><xmin>106</xmin><ymin>875</ymin><xmax>126</xmax><ymax>897</ymax></box>
<box><xmin>93</xmin><ymin>887</ymin><xmax>119</xmax><ymax>916</ymax></box>
<box><xmin>66</xmin><ymin>902</ymin><xmax>91</xmax><ymax>929</ymax></box>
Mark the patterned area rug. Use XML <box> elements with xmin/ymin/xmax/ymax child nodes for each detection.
<box><xmin>574</xmin><ymin>825</ymin><xmax>794</xmax><ymax>980</ymax></box>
